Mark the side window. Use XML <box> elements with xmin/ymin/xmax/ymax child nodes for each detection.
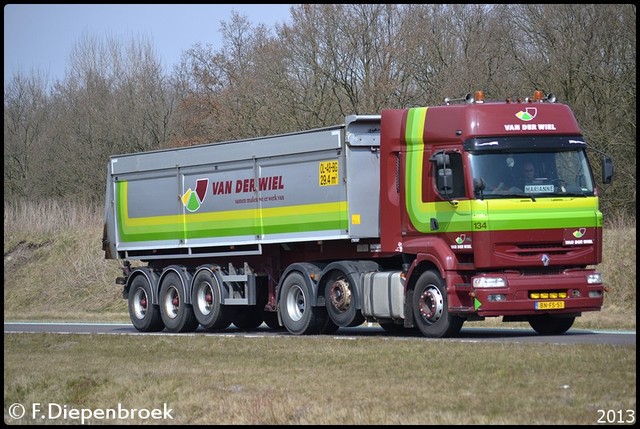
<box><xmin>432</xmin><ymin>151</ymin><xmax>465</xmax><ymax>199</ymax></box>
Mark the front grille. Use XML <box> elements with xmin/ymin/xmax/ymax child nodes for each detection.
<box><xmin>521</xmin><ymin>268</ymin><xmax>562</xmax><ymax>276</ymax></box>
<box><xmin>495</xmin><ymin>242</ymin><xmax>570</xmax><ymax>258</ymax></box>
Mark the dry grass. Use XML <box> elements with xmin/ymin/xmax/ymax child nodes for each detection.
<box><xmin>3</xmin><ymin>333</ymin><xmax>636</xmax><ymax>425</ymax></box>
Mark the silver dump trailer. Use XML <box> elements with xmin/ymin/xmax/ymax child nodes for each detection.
<box><xmin>103</xmin><ymin>115</ymin><xmax>381</xmax><ymax>261</ymax></box>
<box><xmin>103</xmin><ymin>115</ymin><xmax>390</xmax><ymax>334</ymax></box>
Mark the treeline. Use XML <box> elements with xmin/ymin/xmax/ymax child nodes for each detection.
<box><xmin>4</xmin><ymin>4</ymin><xmax>636</xmax><ymax>217</ymax></box>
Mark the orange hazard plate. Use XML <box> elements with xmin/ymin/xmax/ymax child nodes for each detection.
<box><xmin>535</xmin><ymin>301</ymin><xmax>565</xmax><ymax>310</ymax></box>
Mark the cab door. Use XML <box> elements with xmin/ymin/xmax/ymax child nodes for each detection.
<box><xmin>402</xmin><ymin>147</ymin><xmax>474</xmax><ymax>254</ymax></box>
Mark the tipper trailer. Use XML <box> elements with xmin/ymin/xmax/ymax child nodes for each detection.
<box><xmin>103</xmin><ymin>90</ymin><xmax>613</xmax><ymax>337</ymax></box>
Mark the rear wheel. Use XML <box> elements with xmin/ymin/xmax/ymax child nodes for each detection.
<box><xmin>412</xmin><ymin>270</ymin><xmax>464</xmax><ymax>338</ymax></box>
<box><xmin>279</xmin><ymin>272</ymin><xmax>328</xmax><ymax>335</ymax></box>
<box><xmin>528</xmin><ymin>315</ymin><xmax>575</xmax><ymax>335</ymax></box>
<box><xmin>128</xmin><ymin>275</ymin><xmax>164</xmax><ymax>332</ymax></box>
<box><xmin>325</xmin><ymin>270</ymin><xmax>364</xmax><ymax>327</ymax></box>
<box><xmin>159</xmin><ymin>272</ymin><xmax>199</xmax><ymax>333</ymax></box>
<box><xmin>192</xmin><ymin>270</ymin><xmax>234</xmax><ymax>331</ymax></box>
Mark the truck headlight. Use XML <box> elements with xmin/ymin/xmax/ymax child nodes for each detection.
<box><xmin>473</xmin><ymin>277</ymin><xmax>506</xmax><ymax>288</ymax></box>
<box><xmin>587</xmin><ymin>273</ymin><xmax>603</xmax><ymax>284</ymax></box>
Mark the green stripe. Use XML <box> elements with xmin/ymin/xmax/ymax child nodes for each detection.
<box><xmin>120</xmin><ymin>220</ymin><xmax>348</xmax><ymax>243</ymax></box>
<box><xmin>404</xmin><ymin>107</ymin><xmax>428</xmax><ymax>231</ymax></box>
<box><xmin>404</xmin><ymin>107</ymin><xmax>472</xmax><ymax>232</ymax></box>
<box><xmin>476</xmin><ymin>201</ymin><xmax>601</xmax><ymax>230</ymax></box>
<box><xmin>116</xmin><ymin>181</ymin><xmax>348</xmax><ymax>243</ymax></box>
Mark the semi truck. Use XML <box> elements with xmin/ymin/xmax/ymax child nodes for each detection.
<box><xmin>102</xmin><ymin>90</ymin><xmax>613</xmax><ymax>338</ymax></box>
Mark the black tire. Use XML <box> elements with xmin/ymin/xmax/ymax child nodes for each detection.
<box><xmin>128</xmin><ymin>275</ymin><xmax>164</xmax><ymax>332</ymax></box>
<box><xmin>159</xmin><ymin>272</ymin><xmax>199</xmax><ymax>333</ymax></box>
<box><xmin>191</xmin><ymin>269</ymin><xmax>235</xmax><ymax>331</ymax></box>
<box><xmin>324</xmin><ymin>270</ymin><xmax>364</xmax><ymax>327</ymax></box>
<box><xmin>279</xmin><ymin>272</ymin><xmax>327</xmax><ymax>335</ymax></box>
<box><xmin>232</xmin><ymin>307</ymin><xmax>264</xmax><ymax>330</ymax></box>
<box><xmin>528</xmin><ymin>315</ymin><xmax>575</xmax><ymax>335</ymax></box>
<box><xmin>412</xmin><ymin>270</ymin><xmax>464</xmax><ymax>338</ymax></box>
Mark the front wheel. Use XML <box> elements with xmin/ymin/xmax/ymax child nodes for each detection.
<box><xmin>528</xmin><ymin>315</ymin><xmax>575</xmax><ymax>335</ymax></box>
<box><xmin>412</xmin><ymin>270</ymin><xmax>464</xmax><ymax>338</ymax></box>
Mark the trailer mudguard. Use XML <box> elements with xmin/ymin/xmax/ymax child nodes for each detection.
<box><xmin>125</xmin><ymin>267</ymin><xmax>160</xmax><ymax>305</ymax></box>
<box><xmin>277</xmin><ymin>262</ymin><xmax>327</xmax><ymax>307</ymax></box>
<box><xmin>158</xmin><ymin>265</ymin><xmax>194</xmax><ymax>305</ymax></box>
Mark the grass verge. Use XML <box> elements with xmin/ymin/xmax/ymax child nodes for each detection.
<box><xmin>4</xmin><ymin>333</ymin><xmax>636</xmax><ymax>425</ymax></box>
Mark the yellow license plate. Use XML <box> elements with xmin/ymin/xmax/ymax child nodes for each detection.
<box><xmin>535</xmin><ymin>301</ymin><xmax>565</xmax><ymax>310</ymax></box>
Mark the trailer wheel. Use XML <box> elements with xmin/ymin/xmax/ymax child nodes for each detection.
<box><xmin>192</xmin><ymin>270</ymin><xmax>234</xmax><ymax>331</ymax></box>
<box><xmin>528</xmin><ymin>315</ymin><xmax>575</xmax><ymax>335</ymax></box>
<box><xmin>128</xmin><ymin>275</ymin><xmax>164</xmax><ymax>332</ymax></box>
<box><xmin>324</xmin><ymin>271</ymin><xmax>364</xmax><ymax>327</ymax></box>
<box><xmin>412</xmin><ymin>270</ymin><xmax>464</xmax><ymax>338</ymax></box>
<box><xmin>159</xmin><ymin>272</ymin><xmax>199</xmax><ymax>333</ymax></box>
<box><xmin>280</xmin><ymin>272</ymin><xmax>327</xmax><ymax>335</ymax></box>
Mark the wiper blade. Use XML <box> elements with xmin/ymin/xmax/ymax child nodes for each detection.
<box><xmin>557</xmin><ymin>192</ymin><xmax>587</xmax><ymax>197</ymax></box>
<box><xmin>496</xmin><ymin>193</ymin><xmax>536</xmax><ymax>202</ymax></box>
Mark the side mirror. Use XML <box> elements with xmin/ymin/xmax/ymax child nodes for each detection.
<box><xmin>473</xmin><ymin>177</ymin><xmax>486</xmax><ymax>194</ymax></box>
<box><xmin>437</xmin><ymin>168</ymin><xmax>453</xmax><ymax>195</ymax></box>
<box><xmin>429</xmin><ymin>151</ymin><xmax>454</xmax><ymax>197</ymax></box>
<box><xmin>430</xmin><ymin>152</ymin><xmax>450</xmax><ymax>168</ymax></box>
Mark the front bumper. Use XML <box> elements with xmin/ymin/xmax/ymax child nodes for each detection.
<box><xmin>471</xmin><ymin>269</ymin><xmax>604</xmax><ymax>317</ymax></box>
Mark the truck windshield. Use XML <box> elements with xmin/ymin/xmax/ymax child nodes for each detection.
<box><xmin>469</xmin><ymin>150</ymin><xmax>595</xmax><ymax>199</ymax></box>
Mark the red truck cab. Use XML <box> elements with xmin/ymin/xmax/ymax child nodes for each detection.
<box><xmin>379</xmin><ymin>91</ymin><xmax>613</xmax><ymax>336</ymax></box>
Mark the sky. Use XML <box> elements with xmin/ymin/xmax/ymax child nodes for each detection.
<box><xmin>4</xmin><ymin>4</ymin><xmax>294</xmax><ymax>83</ymax></box>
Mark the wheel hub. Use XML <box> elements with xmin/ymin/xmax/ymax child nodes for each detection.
<box><xmin>133</xmin><ymin>289</ymin><xmax>148</xmax><ymax>319</ymax></box>
<box><xmin>419</xmin><ymin>287</ymin><xmax>443</xmax><ymax>322</ymax></box>
<box><xmin>196</xmin><ymin>282</ymin><xmax>213</xmax><ymax>315</ymax></box>
<box><xmin>329</xmin><ymin>279</ymin><xmax>351</xmax><ymax>311</ymax></box>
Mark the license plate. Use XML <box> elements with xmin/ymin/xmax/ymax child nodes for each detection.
<box><xmin>535</xmin><ymin>301</ymin><xmax>565</xmax><ymax>310</ymax></box>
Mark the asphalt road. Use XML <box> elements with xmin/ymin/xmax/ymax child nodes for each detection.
<box><xmin>4</xmin><ymin>322</ymin><xmax>636</xmax><ymax>346</ymax></box>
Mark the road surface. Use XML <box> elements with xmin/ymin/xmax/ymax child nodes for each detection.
<box><xmin>4</xmin><ymin>321</ymin><xmax>635</xmax><ymax>346</ymax></box>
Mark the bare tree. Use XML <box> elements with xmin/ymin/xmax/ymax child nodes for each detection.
<box><xmin>34</xmin><ymin>32</ymin><xmax>174</xmax><ymax>201</ymax></box>
<box><xmin>505</xmin><ymin>4</ymin><xmax>636</xmax><ymax>215</ymax></box>
<box><xmin>3</xmin><ymin>71</ymin><xmax>51</xmax><ymax>197</ymax></box>
<box><xmin>171</xmin><ymin>11</ymin><xmax>287</xmax><ymax>143</ymax></box>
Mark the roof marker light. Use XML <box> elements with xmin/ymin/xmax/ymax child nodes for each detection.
<box><xmin>533</xmin><ymin>90</ymin><xmax>544</xmax><ymax>102</ymax></box>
